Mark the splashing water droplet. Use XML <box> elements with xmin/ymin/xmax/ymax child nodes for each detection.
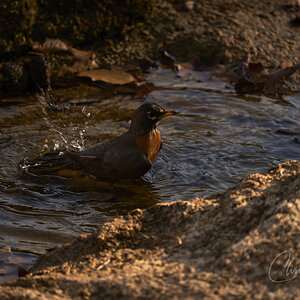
<box><xmin>53</xmin><ymin>142</ymin><xmax>60</xmax><ymax>151</ymax></box>
<box><xmin>36</xmin><ymin>91</ymin><xmax>90</xmax><ymax>153</ymax></box>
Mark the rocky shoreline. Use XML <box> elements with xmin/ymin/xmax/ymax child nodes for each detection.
<box><xmin>1</xmin><ymin>0</ymin><xmax>300</xmax><ymax>93</ymax></box>
<box><xmin>0</xmin><ymin>160</ymin><xmax>299</xmax><ymax>299</ymax></box>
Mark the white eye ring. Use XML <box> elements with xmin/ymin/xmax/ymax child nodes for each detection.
<box><xmin>147</xmin><ymin>111</ymin><xmax>156</xmax><ymax>120</ymax></box>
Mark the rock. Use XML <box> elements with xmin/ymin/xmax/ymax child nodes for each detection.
<box><xmin>0</xmin><ymin>160</ymin><xmax>299</xmax><ymax>299</ymax></box>
<box><xmin>1</xmin><ymin>56</ymin><xmax>50</xmax><ymax>96</ymax></box>
<box><xmin>26</xmin><ymin>55</ymin><xmax>50</xmax><ymax>92</ymax></box>
<box><xmin>1</xmin><ymin>62</ymin><xmax>29</xmax><ymax>95</ymax></box>
<box><xmin>33</xmin><ymin>39</ymin><xmax>99</xmax><ymax>73</ymax></box>
<box><xmin>138</xmin><ymin>57</ymin><xmax>157</xmax><ymax>73</ymax></box>
<box><xmin>1</xmin><ymin>0</ymin><xmax>300</xmax><ymax>89</ymax></box>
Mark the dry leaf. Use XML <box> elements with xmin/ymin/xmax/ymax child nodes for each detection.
<box><xmin>160</xmin><ymin>49</ymin><xmax>179</xmax><ymax>70</ymax></box>
<box><xmin>77</xmin><ymin>69</ymin><xmax>136</xmax><ymax>85</ymax></box>
<box><xmin>276</xmin><ymin>129</ymin><xmax>298</xmax><ymax>135</ymax></box>
<box><xmin>235</xmin><ymin>61</ymin><xmax>300</xmax><ymax>94</ymax></box>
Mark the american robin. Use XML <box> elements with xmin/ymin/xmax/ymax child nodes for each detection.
<box><xmin>26</xmin><ymin>103</ymin><xmax>177</xmax><ymax>180</ymax></box>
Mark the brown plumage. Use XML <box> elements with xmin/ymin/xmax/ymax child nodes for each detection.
<box><xmin>26</xmin><ymin>103</ymin><xmax>177</xmax><ymax>180</ymax></box>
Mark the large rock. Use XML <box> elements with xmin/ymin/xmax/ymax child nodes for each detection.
<box><xmin>0</xmin><ymin>160</ymin><xmax>299</xmax><ymax>299</ymax></box>
<box><xmin>1</xmin><ymin>55</ymin><xmax>50</xmax><ymax>96</ymax></box>
<box><xmin>0</xmin><ymin>0</ymin><xmax>152</xmax><ymax>58</ymax></box>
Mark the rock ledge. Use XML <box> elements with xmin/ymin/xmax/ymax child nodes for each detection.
<box><xmin>0</xmin><ymin>160</ymin><xmax>300</xmax><ymax>299</ymax></box>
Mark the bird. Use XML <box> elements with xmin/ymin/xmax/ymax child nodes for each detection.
<box><xmin>25</xmin><ymin>103</ymin><xmax>177</xmax><ymax>180</ymax></box>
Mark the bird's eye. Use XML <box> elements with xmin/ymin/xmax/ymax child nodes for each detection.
<box><xmin>147</xmin><ymin>111</ymin><xmax>156</xmax><ymax>120</ymax></box>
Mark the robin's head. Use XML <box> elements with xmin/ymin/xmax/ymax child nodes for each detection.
<box><xmin>130</xmin><ymin>103</ymin><xmax>177</xmax><ymax>134</ymax></box>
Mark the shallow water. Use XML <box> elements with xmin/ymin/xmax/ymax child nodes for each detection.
<box><xmin>0</xmin><ymin>68</ymin><xmax>299</xmax><ymax>281</ymax></box>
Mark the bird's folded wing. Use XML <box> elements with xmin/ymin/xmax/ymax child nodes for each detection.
<box><xmin>100</xmin><ymin>147</ymin><xmax>152</xmax><ymax>179</ymax></box>
<box><xmin>24</xmin><ymin>151</ymin><xmax>81</xmax><ymax>174</ymax></box>
<box><xmin>25</xmin><ymin>146</ymin><xmax>152</xmax><ymax>180</ymax></box>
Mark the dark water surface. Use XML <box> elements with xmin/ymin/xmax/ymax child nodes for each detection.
<box><xmin>0</xmin><ymin>68</ymin><xmax>299</xmax><ymax>281</ymax></box>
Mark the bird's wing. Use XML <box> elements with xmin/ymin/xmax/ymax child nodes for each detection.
<box><xmin>52</xmin><ymin>139</ymin><xmax>151</xmax><ymax>180</ymax></box>
<box><xmin>25</xmin><ymin>133</ymin><xmax>152</xmax><ymax>180</ymax></box>
<box><xmin>100</xmin><ymin>146</ymin><xmax>152</xmax><ymax>179</ymax></box>
<box><xmin>24</xmin><ymin>151</ymin><xmax>81</xmax><ymax>175</ymax></box>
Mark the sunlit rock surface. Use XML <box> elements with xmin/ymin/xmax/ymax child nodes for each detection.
<box><xmin>0</xmin><ymin>160</ymin><xmax>299</xmax><ymax>299</ymax></box>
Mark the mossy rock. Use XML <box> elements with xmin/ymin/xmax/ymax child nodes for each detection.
<box><xmin>0</xmin><ymin>0</ymin><xmax>153</xmax><ymax>59</ymax></box>
<box><xmin>0</xmin><ymin>0</ymin><xmax>37</xmax><ymax>56</ymax></box>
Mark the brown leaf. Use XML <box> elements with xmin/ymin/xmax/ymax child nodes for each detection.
<box><xmin>235</xmin><ymin>77</ymin><xmax>261</xmax><ymax>93</ymax></box>
<box><xmin>235</xmin><ymin>62</ymin><xmax>300</xmax><ymax>94</ymax></box>
<box><xmin>18</xmin><ymin>266</ymin><xmax>29</xmax><ymax>277</ymax></box>
<box><xmin>276</xmin><ymin>129</ymin><xmax>298</xmax><ymax>135</ymax></box>
<box><xmin>77</xmin><ymin>69</ymin><xmax>136</xmax><ymax>85</ymax></box>
<box><xmin>255</xmin><ymin>63</ymin><xmax>300</xmax><ymax>94</ymax></box>
<box><xmin>248</xmin><ymin>63</ymin><xmax>264</xmax><ymax>76</ymax></box>
<box><xmin>160</xmin><ymin>49</ymin><xmax>179</xmax><ymax>70</ymax></box>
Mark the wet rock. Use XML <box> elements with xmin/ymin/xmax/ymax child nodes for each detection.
<box><xmin>1</xmin><ymin>56</ymin><xmax>50</xmax><ymax>96</ymax></box>
<box><xmin>0</xmin><ymin>160</ymin><xmax>299</xmax><ymax>299</ymax></box>
<box><xmin>1</xmin><ymin>62</ymin><xmax>29</xmax><ymax>96</ymax></box>
<box><xmin>138</xmin><ymin>57</ymin><xmax>157</xmax><ymax>73</ymax></box>
<box><xmin>33</xmin><ymin>39</ymin><xmax>99</xmax><ymax>73</ymax></box>
<box><xmin>26</xmin><ymin>56</ymin><xmax>50</xmax><ymax>92</ymax></box>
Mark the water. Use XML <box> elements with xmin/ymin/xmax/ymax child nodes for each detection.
<box><xmin>0</xmin><ymin>68</ymin><xmax>299</xmax><ymax>281</ymax></box>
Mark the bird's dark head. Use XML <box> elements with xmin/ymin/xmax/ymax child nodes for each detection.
<box><xmin>129</xmin><ymin>103</ymin><xmax>177</xmax><ymax>134</ymax></box>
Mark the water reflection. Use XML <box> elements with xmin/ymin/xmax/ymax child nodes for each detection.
<box><xmin>0</xmin><ymin>68</ymin><xmax>299</xmax><ymax>281</ymax></box>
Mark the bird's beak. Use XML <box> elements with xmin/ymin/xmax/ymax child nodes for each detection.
<box><xmin>158</xmin><ymin>110</ymin><xmax>177</xmax><ymax>120</ymax></box>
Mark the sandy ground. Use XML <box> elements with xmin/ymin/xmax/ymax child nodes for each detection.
<box><xmin>105</xmin><ymin>0</ymin><xmax>300</xmax><ymax>68</ymax></box>
<box><xmin>0</xmin><ymin>160</ymin><xmax>299</xmax><ymax>299</ymax></box>
<box><xmin>1</xmin><ymin>0</ymin><xmax>300</xmax><ymax>94</ymax></box>
<box><xmin>57</xmin><ymin>0</ymin><xmax>300</xmax><ymax>90</ymax></box>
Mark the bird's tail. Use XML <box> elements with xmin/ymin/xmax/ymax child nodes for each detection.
<box><xmin>22</xmin><ymin>152</ymin><xmax>75</xmax><ymax>175</ymax></box>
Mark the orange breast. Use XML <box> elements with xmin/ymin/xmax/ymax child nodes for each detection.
<box><xmin>136</xmin><ymin>129</ymin><xmax>162</xmax><ymax>163</ymax></box>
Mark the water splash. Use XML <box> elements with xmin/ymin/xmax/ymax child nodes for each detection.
<box><xmin>36</xmin><ymin>91</ymin><xmax>90</xmax><ymax>153</ymax></box>
<box><xmin>69</xmin><ymin>106</ymin><xmax>90</xmax><ymax>151</ymax></box>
